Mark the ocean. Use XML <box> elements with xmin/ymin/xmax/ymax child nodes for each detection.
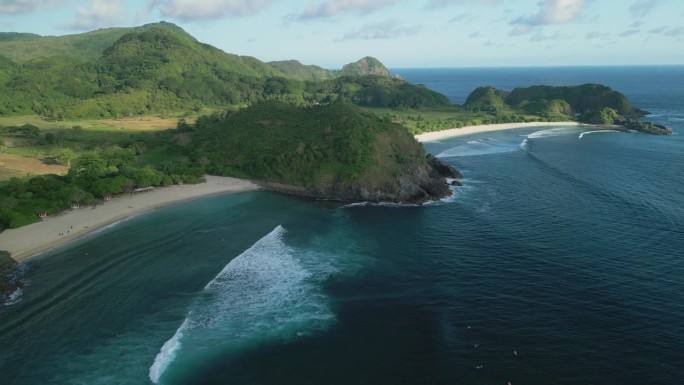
<box><xmin>1</xmin><ymin>66</ymin><xmax>683</xmax><ymax>385</ymax></box>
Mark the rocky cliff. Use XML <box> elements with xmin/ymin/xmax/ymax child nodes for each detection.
<box><xmin>258</xmin><ymin>154</ymin><xmax>461</xmax><ymax>205</ymax></box>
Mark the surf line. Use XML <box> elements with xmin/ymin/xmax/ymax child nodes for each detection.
<box><xmin>149</xmin><ymin>225</ymin><xmax>335</xmax><ymax>384</ymax></box>
<box><xmin>578</xmin><ymin>130</ymin><xmax>621</xmax><ymax>139</ymax></box>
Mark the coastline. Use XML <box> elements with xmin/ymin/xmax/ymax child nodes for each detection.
<box><xmin>0</xmin><ymin>176</ymin><xmax>258</xmax><ymax>263</ymax></box>
<box><xmin>414</xmin><ymin>121</ymin><xmax>580</xmax><ymax>142</ymax></box>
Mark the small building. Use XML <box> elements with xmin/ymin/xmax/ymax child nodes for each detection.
<box><xmin>71</xmin><ymin>203</ymin><xmax>80</xmax><ymax>209</ymax></box>
<box><xmin>38</xmin><ymin>211</ymin><xmax>47</xmax><ymax>218</ymax></box>
<box><xmin>133</xmin><ymin>186</ymin><xmax>155</xmax><ymax>195</ymax></box>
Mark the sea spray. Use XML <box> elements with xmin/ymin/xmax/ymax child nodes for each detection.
<box><xmin>438</xmin><ymin>137</ymin><xmax>522</xmax><ymax>158</ymax></box>
<box><xmin>526</xmin><ymin>126</ymin><xmax>582</xmax><ymax>139</ymax></box>
<box><xmin>578</xmin><ymin>130</ymin><xmax>621</xmax><ymax>139</ymax></box>
<box><xmin>149</xmin><ymin>225</ymin><xmax>335</xmax><ymax>384</ymax></box>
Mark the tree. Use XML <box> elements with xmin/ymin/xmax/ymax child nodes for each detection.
<box><xmin>70</xmin><ymin>153</ymin><xmax>107</xmax><ymax>181</ymax></box>
<box><xmin>45</xmin><ymin>132</ymin><xmax>57</xmax><ymax>144</ymax></box>
<box><xmin>53</xmin><ymin>147</ymin><xmax>75</xmax><ymax>167</ymax></box>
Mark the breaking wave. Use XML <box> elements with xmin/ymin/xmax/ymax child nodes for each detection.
<box><xmin>149</xmin><ymin>225</ymin><xmax>334</xmax><ymax>384</ymax></box>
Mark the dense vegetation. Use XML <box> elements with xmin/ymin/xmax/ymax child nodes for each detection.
<box><xmin>0</xmin><ymin>23</ymin><xmax>440</xmax><ymax>120</ymax></box>
<box><xmin>465</xmin><ymin>84</ymin><xmax>642</xmax><ymax>121</ymax></box>
<box><xmin>0</xmin><ymin>101</ymin><xmax>435</xmax><ymax>229</ymax></box>
<box><xmin>184</xmin><ymin>101</ymin><xmax>424</xmax><ymax>186</ymax></box>
<box><xmin>0</xmin><ymin>22</ymin><xmax>192</xmax><ymax>64</ymax></box>
<box><xmin>0</xmin><ymin>132</ymin><xmax>204</xmax><ymax>229</ymax></box>
<box><xmin>461</xmin><ymin>83</ymin><xmax>669</xmax><ymax>134</ymax></box>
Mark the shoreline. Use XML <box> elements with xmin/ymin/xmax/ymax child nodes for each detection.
<box><xmin>0</xmin><ymin>176</ymin><xmax>258</xmax><ymax>263</ymax></box>
<box><xmin>414</xmin><ymin>121</ymin><xmax>580</xmax><ymax>142</ymax></box>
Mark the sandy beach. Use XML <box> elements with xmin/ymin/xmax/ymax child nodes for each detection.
<box><xmin>0</xmin><ymin>176</ymin><xmax>258</xmax><ymax>262</ymax></box>
<box><xmin>414</xmin><ymin>121</ymin><xmax>580</xmax><ymax>142</ymax></box>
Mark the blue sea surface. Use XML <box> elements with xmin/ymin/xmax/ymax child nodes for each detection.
<box><xmin>1</xmin><ymin>67</ymin><xmax>683</xmax><ymax>384</ymax></box>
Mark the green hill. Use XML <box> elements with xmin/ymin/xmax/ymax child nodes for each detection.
<box><xmin>0</xmin><ymin>22</ymin><xmax>187</xmax><ymax>64</ymax></box>
<box><xmin>267</xmin><ymin>60</ymin><xmax>338</xmax><ymax>81</ymax></box>
<box><xmin>505</xmin><ymin>84</ymin><xmax>639</xmax><ymax>116</ymax></box>
<box><xmin>185</xmin><ymin>101</ymin><xmax>459</xmax><ymax>203</ymax></box>
<box><xmin>0</xmin><ymin>23</ymin><xmax>450</xmax><ymax>119</ymax></box>
<box><xmin>340</xmin><ymin>56</ymin><xmax>390</xmax><ymax>77</ymax></box>
<box><xmin>464</xmin><ymin>83</ymin><xmax>670</xmax><ymax>134</ymax></box>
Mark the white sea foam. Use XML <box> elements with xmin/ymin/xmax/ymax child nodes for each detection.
<box><xmin>149</xmin><ymin>225</ymin><xmax>334</xmax><ymax>384</ymax></box>
<box><xmin>341</xmin><ymin>201</ymin><xmax>418</xmax><ymax>208</ymax></box>
<box><xmin>526</xmin><ymin>126</ymin><xmax>581</xmax><ymax>139</ymax></box>
<box><xmin>437</xmin><ymin>138</ymin><xmax>519</xmax><ymax>158</ymax></box>
<box><xmin>149</xmin><ymin>319</ymin><xmax>188</xmax><ymax>383</ymax></box>
<box><xmin>578</xmin><ymin>130</ymin><xmax>621</xmax><ymax>139</ymax></box>
<box><xmin>519</xmin><ymin>138</ymin><xmax>530</xmax><ymax>151</ymax></box>
<box><xmin>2</xmin><ymin>287</ymin><xmax>23</xmax><ymax>306</ymax></box>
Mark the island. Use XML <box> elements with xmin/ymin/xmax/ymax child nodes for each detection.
<box><xmin>464</xmin><ymin>84</ymin><xmax>672</xmax><ymax>135</ymax></box>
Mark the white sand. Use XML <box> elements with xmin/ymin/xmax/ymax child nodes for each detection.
<box><xmin>0</xmin><ymin>176</ymin><xmax>258</xmax><ymax>262</ymax></box>
<box><xmin>414</xmin><ymin>122</ymin><xmax>580</xmax><ymax>142</ymax></box>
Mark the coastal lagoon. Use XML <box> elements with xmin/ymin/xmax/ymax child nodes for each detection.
<box><xmin>2</xmin><ymin>67</ymin><xmax>684</xmax><ymax>384</ymax></box>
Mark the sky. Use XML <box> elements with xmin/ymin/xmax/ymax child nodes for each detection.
<box><xmin>0</xmin><ymin>0</ymin><xmax>682</xmax><ymax>68</ymax></box>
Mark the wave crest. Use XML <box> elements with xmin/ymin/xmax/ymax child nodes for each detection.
<box><xmin>149</xmin><ymin>225</ymin><xmax>334</xmax><ymax>384</ymax></box>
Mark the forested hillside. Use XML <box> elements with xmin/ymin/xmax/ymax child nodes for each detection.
<box><xmin>0</xmin><ymin>22</ymin><xmax>444</xmax><ymax>119</ymax></box>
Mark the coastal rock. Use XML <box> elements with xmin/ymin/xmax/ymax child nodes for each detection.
<box><xmin>0</xmin><ymin>250</ymin><xmax>19</xmax><ymax>304</ymax></box>
<box><xmin>258</xmin><ymin>153</ymin><xmax>461</xmax><ymax>205</ymax></box>
<box><xmin>0</xmin><ymin>251</ymin><xmax>15</xmax><ymax>275</ymax></box>
<box><xmin>426</xmin><ymin>154</ymin><xmax>462</xmax><ymax>179</ymax></box>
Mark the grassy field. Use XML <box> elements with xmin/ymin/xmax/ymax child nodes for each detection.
<box><xmin>0</xmin><ymin>115</ymin><xmax>182</xmax><ymax>132</ymax></box>
<box><xmin>0</xmin><ymin>115</ymin><xmax>187</xmax><ymax>180</ymax></box>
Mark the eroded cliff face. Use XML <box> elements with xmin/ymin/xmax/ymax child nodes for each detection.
<box><xmin>258</xmin><ymin>154</ymin><xmax>462</xmax><ymax>205</ymax></box>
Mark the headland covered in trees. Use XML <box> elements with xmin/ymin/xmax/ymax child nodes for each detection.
<box><xmin>0</xmin><ymin>22</ymin><xmax>672</xmax><ymax>267</ymax></box>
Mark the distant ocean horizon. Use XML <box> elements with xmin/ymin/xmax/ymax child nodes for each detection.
<box><xmin>1</xmin><ymin>66</ymin><xmax>683</xmax><ymax>385</ymax></box>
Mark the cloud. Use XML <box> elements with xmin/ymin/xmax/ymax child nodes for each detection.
<box><xmin>530</xmin><ymin>30</ymin><xmax>560</xmax><ymax>41</ymax></box>
<box><xmin>0</xmin><ymin>0</ymin><xmax>70</xmax><ymax>14</ymax></box>
<box><xmin>337</xmin><ymin>18</ymin><xmax>421</xmax><ymax>41</ymax></box>
<box><xmin>427</xmin><ymin>0</ymin><xmax>500</xmax><ymax>8</ymax></box>
<box><xmin>619</xmin><ymin>29</ymin><xmax>641</xmax><ymax>37</ymax></box>
<box><xmin>629</xmin><ymin>0</ymin><xmax>664</xmax><ymax>18</ymax></box>
<box><xmin>59</xmin><ymin>0</ymin><xmax>127</xmax><ymax>30</ymax></box>
<box><xmin>509</xmin><ymin>24</ymin><xmax>532</xmax><ymax>36</ymax></box>
<box><xmin>449</xmin><ymin>13</ymin><xmax>475</xmax><ymax>23</ymax></box>
<box><xmin>297</xmin><ymin>0</ymin><xmax>397</xmax><ymax>20</ymax></box>
<box><xmin>585</xmin><ymin>30</ymin><xmax>608</xmax><ymax>39</ymax></box>
<box><xmin>512</xmin><ymin>0</ymin><xmax>588</xmax><ymax>26</ymax></box>
<box><xmin>150</xmin><ymin>0</ymin><xmax>275</xmax><ymax>21</ymax></box>
<box><xmin>648</xmin><ymin>26</ymin><xmax>684</xmax><ymax>37</ymax></box>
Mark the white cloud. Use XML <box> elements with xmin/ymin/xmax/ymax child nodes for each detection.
<box><xmin>151</xmin><ymin>0</ymin><xmax>275</xmax><ymax>21</ymax></box>
<box><xmin>59</xmin><ymin>0</ymin><xmax>127</xmax><ymax>30</ymax></box>
<box><xmin>0</xmin><ymin>0</ymin><xmax>70</xmax><ymax>15</ymax></box>
<box><xmin>629</xmin><ymin>0</ymin><xmax>664</xmax><ymax>18</ymax></box>
<box><xmin>513</xmin><ymin>0</ymin><xmax>588</xmax><ymax>26</ymax></box>
<box><xmin>337</xmin><ymin>18</ymin><xmax>421</xmax><ymax>41</ymax></box>
<box><xmin>297</xmin><ymin>0</ymin><xmax>397</xmax><ymax>20</ymax></box>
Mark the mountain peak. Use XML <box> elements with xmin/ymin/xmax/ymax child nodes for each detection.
<box><xmin>340</xmin><ymin>56</ymin><xmax>390</xmax><ymax>77</ymax></box>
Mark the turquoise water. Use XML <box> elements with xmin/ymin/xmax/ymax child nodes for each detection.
<box><xmin>2</xmin><ymin>67</ymin><xmax>684</xmax><ymax>384</ymax></box>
